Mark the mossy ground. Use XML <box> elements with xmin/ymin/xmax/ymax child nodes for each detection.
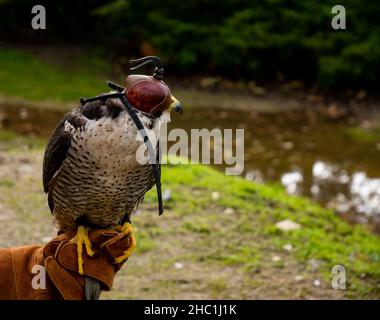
<box><xmin>0</xmin><ymin>131</ymin><xmax>379</xmax><ymax>299</ymax></box>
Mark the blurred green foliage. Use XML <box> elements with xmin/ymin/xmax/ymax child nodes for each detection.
<box><xmin>0</xmin><ymin>0</ymin><xmax>379</xmax><ymax>90</ymax></box>
<box><xmin>0</xmin><ymin>49</ymin><xmax>112</xmax><ymax>101</ymax></box>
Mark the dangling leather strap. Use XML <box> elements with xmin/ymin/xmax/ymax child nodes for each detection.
<box><xmin>118</xmin><ymin>94</ymin><xmax>163</xmax><ymax>215</ymax></box>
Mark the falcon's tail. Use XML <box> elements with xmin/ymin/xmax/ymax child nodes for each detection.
<box><xmin>85</xmin><ymin>277</ymin><xmax>102</xmax><ymax>300</ymax></box>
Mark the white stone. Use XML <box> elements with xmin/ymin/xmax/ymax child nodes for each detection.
<box><xmin>211</xmin><ymin>192</ymin><xmax>220</xmax><ymax>200</ymax></box>
<box><xmin>294</xmin><ymin>275</ymin><xmax>304</xmax><ymax>282</ymax></box>
<box><xmin>163</xmin><ymin>189</ymin><xmax>172</xmax><ymax>201</ymax></box>
<box><xmin>313</xmin><ymin>279</ymin><xmax>321</xmax><ymax>287</ymax></box>
<box><xmin>223</xmin><ymin>207</ymin><xmax>235</xmax><ymax>215</ymax></box>
<box><xmin>275</xmin><ymin>220</ymin><xmax>301</xmax><ymax>232</ymax></box>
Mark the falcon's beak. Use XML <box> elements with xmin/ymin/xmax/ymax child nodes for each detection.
<box><xmin>169</xmin><ymin>96</ymin><xmax>183</xmax><ymax>114</ymax></box>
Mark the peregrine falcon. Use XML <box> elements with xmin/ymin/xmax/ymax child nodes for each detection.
<box><xmin>42</xmin><ymin>56</ymin><xmax>182</xmax><ymax>298</ymax></box>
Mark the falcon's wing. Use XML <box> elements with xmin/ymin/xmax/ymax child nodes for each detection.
<box><xmin>42</xmin><ymin>116</ymin><xmax>73</xmax><ymax>212</ymax></box>
<box><xmin>42</xmin><ymin>101</ymin><xmax>109</xmax><ymax>211</ymax></box>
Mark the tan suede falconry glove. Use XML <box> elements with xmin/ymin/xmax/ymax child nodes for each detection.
<box><xmin>0</xmin><ymin>227</ymin><xmax>135</xmax><ymax>300</ymax></box>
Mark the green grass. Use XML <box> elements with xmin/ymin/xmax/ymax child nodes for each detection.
<box><xmin>0</xmin><ymin>49</ymin><xmax>115</xmax><ymax>102</ymax></box>
<box><xmin>144</xmin><ymin>160</ymin><xmax>380</xmax><ymax>296</ymax></box>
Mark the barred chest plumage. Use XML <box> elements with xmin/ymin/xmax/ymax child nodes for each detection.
<box><xmin>49</xmin><ymin>105</ymin><xmax>163</xmax><ymax>231</ymax></box>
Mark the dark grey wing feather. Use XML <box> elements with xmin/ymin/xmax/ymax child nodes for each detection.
<box><xmin>43</xmin><ymin>118</ymin><xmax>71</xmax><ymax>194</ymax></box>
<box><xmin>43</xmin><ymin>121</ymin><xmax>72</xmax><ymax>212</ymax></box>
<box><xmin>42</xmin><ymin>100</ymin><xmax>119</xmax><ymax>211</ymax></box>
<box><xmin>42</xmin><ymin>108</ymin><xmax>90</xmax><ymax>212</ymax></box>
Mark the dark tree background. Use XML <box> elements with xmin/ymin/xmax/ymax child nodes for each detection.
<box><xmin>0</xmin><ymin>0</ymin><xmax>379</xmax><ymax>91</ymax></box>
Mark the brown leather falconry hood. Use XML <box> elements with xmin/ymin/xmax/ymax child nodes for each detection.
<box><xmin>124</xmin><ymin>56</ymin><xmax>182</xmax><ymax>117</ymax></box>
<box><xmin>81</xmin><ymin>56</ymin><xmax>183</xmax><ymax>119</ymax></box>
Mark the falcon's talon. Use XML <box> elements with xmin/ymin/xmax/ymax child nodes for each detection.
<box><xmin>120</xmin><ymin>222</ymin><xmax>133</xmax><ymax>234</ymax></box>
<box><xmin>115</xmin><ymin>222</ymin><xmax>136</xmax><ymax>263</ymax></box>
<box><xmin>70</xmin><ymin>226</ymin><xmax>95</xmax><ymax>275</ymax></box>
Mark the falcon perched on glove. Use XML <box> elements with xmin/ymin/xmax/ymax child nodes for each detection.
<box><xmin>42</xmin><ymin>56</ymin><xmax>182</xmax><ymax>299</ymax></box>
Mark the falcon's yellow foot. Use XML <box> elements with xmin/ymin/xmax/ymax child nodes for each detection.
<box><xmin>115</xmin><ymin>222</ymin><xmax>136</xmax><ymax>264</ymax></box>
<box><xmin>70</xmin><ymin>226</ymin><xmax>95</xmax><ymax>275</ymax></box>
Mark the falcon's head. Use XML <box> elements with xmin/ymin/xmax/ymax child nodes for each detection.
<box><xmin>125</xmin><ymin>56</ymin><xmax>183</xmax><ymax>119</ymax></box>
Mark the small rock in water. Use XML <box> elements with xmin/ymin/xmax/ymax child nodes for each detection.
<box><xmin>283</xmin><ymin>243</ymin><xmax>293</xmax><ymax>252</ymax></box>
<box><xmin>211</xmin><ymin>192</ymin><xmax>220</xmax><ymax>201</ymax></box>
<box><xmin>275</xmin><ymin>220</ymin><xmax>301</xmax><ymax>232</ymax></box>
<box><xmin>281</xmin><ymin>141</ymin><xmax>294</xmax><ymax>150</ymax></box>
<box><xmin>19</xmin><ymin>108</ymin><xmax>29</xmax><ymax>120</ymax></box>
